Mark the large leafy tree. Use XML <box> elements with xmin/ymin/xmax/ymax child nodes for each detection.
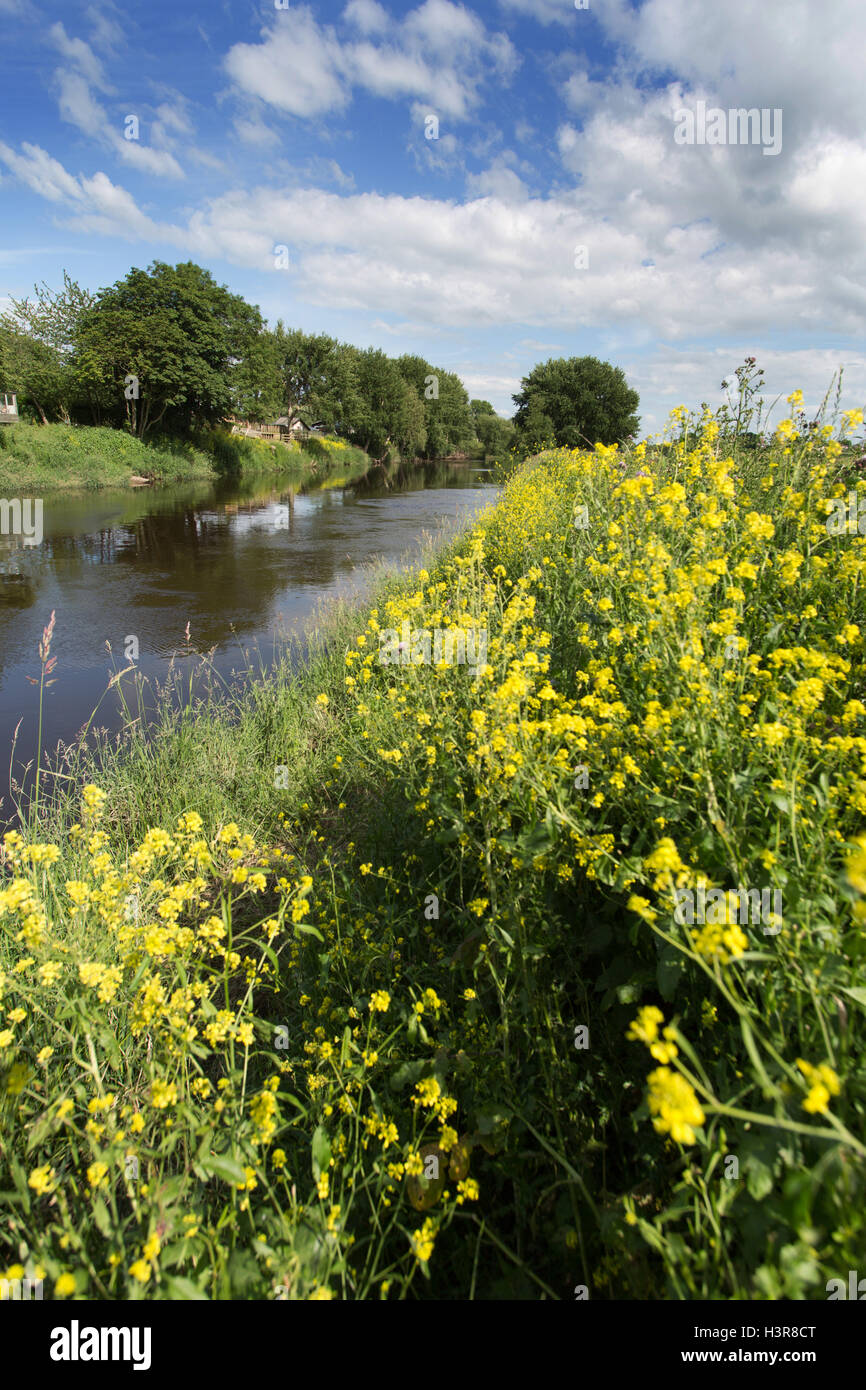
<box><xmin>512</xmin><ymin>356</ymin><xmax>639</xmax><ymax>451</ymax></box>
<box><xmin>470</xmin><ymin>399</ymin><xmax>514</xmax><ymax>456</ymax></box>
<box><xmin>431</xmin><ymin>369</ymin><xmax>475</xmax><ymax>456</ymax></box>
<box><xmin>75</xmin><ymin>261</ymin><xmax>263</xmax><ymax>437</ymax></box>
<box><xmin>394</xmin><ymin>355</ymin><xmax>474</xmax><ymax>458</ymax></box>
<box><xmin>393</xmin><ymin>380</ymin><xmax>427</xmax><ymax>460</ymax></box>
<box><xmin>341</xmin><ymin>347</ymin><xmax>410</xmax><ymax>458</ymax></box>
<box><xmin>254</xmin><ymin>325</ymin><xmax>358</xmax><ymax>434</ymax></box>
<box><xmin>232</xmin><ymin>327</ymin><xmax>283</xmax><ymax>424</ymax></box>
<box><xmin>0</xmin><ymin>273</ymin><xmax>96</xmax><ymax>423</ymax></box>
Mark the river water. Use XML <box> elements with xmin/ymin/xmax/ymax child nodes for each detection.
<box><xmin>0</xmin><ymin>462</ymin><xmax>497</xmax><ymax>814</ymax></box>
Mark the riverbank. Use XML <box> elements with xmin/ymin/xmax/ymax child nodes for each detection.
<box><xmin>0</xmin><ymin>422</ymin><xmax>371</xmax><ymax>491</ymax></box>
<box><xmin>2</xmin><ymin>418</ymin><xmax>865</xmax><ymax>1300</ymax></box>
<box><xmin>0</xmin><ymin>464</ymin><xmax>495</xmax><ymax>784</ymax></box>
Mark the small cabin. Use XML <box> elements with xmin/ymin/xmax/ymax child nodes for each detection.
<box><xmin>0</xmin><ymin>393</ymin><xmax>19</xmax><ymax>425</ymax></box>
<box><xmin>274</xmin><ymin>417</ymin><xmax>324</xmax><ymax>440</ymax></box>
<box><xmin>231</xmin><ymin>416</ymin><xmax>323</xmax><ymax>442</ymax></box>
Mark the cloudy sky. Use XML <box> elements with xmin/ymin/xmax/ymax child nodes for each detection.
<box><xmin>1</xmin><ymin>0</ymin><xmax>864</xmax><ymax>435</ymax></box>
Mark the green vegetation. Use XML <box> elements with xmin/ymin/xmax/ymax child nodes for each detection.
<box><xmin>0</xmin><ymin>422</ymin><xmax>370</xmax><ymax>492</ymax></box>
<box><xmin>1</xmin><ymin>389</ymin><xmax>864</xmax><ymax>1299</ymax></box>
<box><xmin>470</xmin><ymin>398</ymin><xmax>515</xmax><ymax>458</ymax></box>
<box><xmin>0</xmin><ymin>423</ymin><xmax>215</xmax><ymax>491</ymax></box>
<box><xmin>512</xmin><ymin>354</ymin><xmax>640</xmax><ymax>453</ymax></box>
<box><xmin>0</xmin><ymin>260</ymin><xmax>514</xmax><ymax>481</ymax></box>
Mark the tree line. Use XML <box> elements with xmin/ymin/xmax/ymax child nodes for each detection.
<box><xmin>0</xmin><ymin>258</ymin><xmax>641</xmax><ymax>460</ymax></box>
<box><xmin>0</xmin><ymin>260</ymin><xmax>515</xmax><ymax>461</ymax></box>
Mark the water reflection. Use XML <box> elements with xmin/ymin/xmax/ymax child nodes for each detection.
<box><xmin>0</xmin><ymin>460</ymin><xmax>497</xmax><ymax>812</ymax></box>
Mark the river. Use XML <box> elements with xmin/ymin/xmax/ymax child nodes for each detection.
<box><xmin>0</xmin><ymin>461</ymin><xmax>497</xmax><ymax>816</ymax></box>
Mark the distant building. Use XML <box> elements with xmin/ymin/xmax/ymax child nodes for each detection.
<box><xmin>0</xmin><ymin>393</ymin><xmax>19</xmax><ymax>425</ymax></box>
<box><xmin>230</xmin><ymin>415</ymin><xmax>324</xmax><ymax>442</ymax></box>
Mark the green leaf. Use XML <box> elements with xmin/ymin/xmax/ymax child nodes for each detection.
<box><xmin>8</xmin><ymin>1156</ymin><xmax>30</xmax><ymax>1212</ymax></box>
<box><xmin>745</xmin><ymin>1157</ymin><xmax>774</xmax><ymax>1201</ymax></box>
<box><xmin>162</xmin><ymin>1275</ymin><xmax>209</xmax><ymax>1300</ymax></box>
<box><xmin>637</xmin><ymin>1218</ymin><xmax>665</xmax><ymax>1253</ymax></box>
<box><xmin>294</xmin><ymin>924</ymin><xmax>324</xmax><ymax>941</ymax></box>
<box><xmin>389</xmin><ymin>1059</ymin><xmax>428</xmax><ymax>1092</ymax></box>
<box><xmin>311</xmin><ymin>1124</ymin><xmax>331</xmax><ymax>1179</ymax></box>
<box><xmin>228</xmin><ymin>1249</ymin><xmax>260</xmax><ymax>1296</ymax></box>
<box><xmin>838</xmin><ymin>985</ymin><xmax>866</xmax><ymax>1009</ymax></box>
<box><xmin>259</xmin><ymin>942</ymin><xmax>281</xmax><ymax>975</ymax></box>
<box><xmin>433</xmin><ymin>827</ymin><xmax>462</xmax><ymax>845</ymax></box>
<box><xmin>656</xmin><ymin>942</ymin><xmax>686</xmax><ymax>1001</ymax></box>
<box><xmin>740</xmin><ymin>1016</ymin><xmax>776</xmax><ymax>1098</ymax></box>
<box><xmin>92</xmin><ymin>1196</ymin><xmax>112</xmax><ymax>1237</ymax></box>
<box><xmin>200</xmin><ymin>1152</ymin><xmax>247</xmax><ymax>1185</ymax></box>
<box><xmin>152</xmin><ymin>1176</ymin><xmax>186</xmax><ymax>1204</ymax></box>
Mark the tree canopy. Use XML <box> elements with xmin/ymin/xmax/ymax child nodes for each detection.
<box><xmin>0</xmin><ymin>261</ymin><xmax>629</xmax><ymax>465</ymax></box>
<box><xmin>512</xmin><ymin>356</ymin><xmax>640</xmax><ymax>451</ymax></box>
<box><xmin>74</xmin><ymin>261</ymin><xmax>263</xmax><ymax>437</ymax></box>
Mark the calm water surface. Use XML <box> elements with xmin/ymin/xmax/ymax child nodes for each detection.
<box><xmin>0</xmin><ymin>463</ymin><xmax>497</xmax><ymax>811</ymax></box>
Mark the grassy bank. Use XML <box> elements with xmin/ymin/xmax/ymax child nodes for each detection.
<box><xmin>0</xmin><ymin>423</ymin><xmax>369</xmax><ymax>491</ymax></box>
<box><xmin>1</xmin><ymin>404</ymin><xmax>865</xmax><ymax>1300</ymax></box>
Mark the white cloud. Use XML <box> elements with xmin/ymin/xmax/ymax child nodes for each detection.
<box><xmin>224</xmin><ymin>2</ymin><xmax>518</xmax><ymax>123</ymax></box>
<box><xmin>466</xmin><ymin>157</ymin><xmax>528</xmax><ymax>201</ymax></box>
<box><xmin>52</xmin><ymin>50</ymin><xmax>185</xmax><ymax>179</ymax></box>
<box><xmin>343</xmin><ymin>0</ymin><xmax>390</xmax><ymax>34</ymax></box>
<box><xmin>8</xmin><ymin>137</ymin><xmax>866</xmax><ymax>357</ymax></box>
<box><xmin>0</xmin><ymin>141</ymin><xmax>83</xmax><ymax>203</ymax></box>
<box><xmin>56</xmin><ymin>69</ymin><xmax>107</xmax><ymax>139</ymax></box>
<box><xmin>11</xmin><ymin>0</ymin><xmax>866</xmax><ymax>434</ymax></box>
<box><xmin>515</xmin><ymin>338</ymin><xmax>564</xmax><ymax>352</ymax></box>
<box><xmin>459</xmin><ymin>371</ymin><xmax>522</xmax><ymax>402</ymax></box>
<box><xmin>234</xmin><ymin>115</ymin><xmax>279</xmax><ymax>148</ymax></box>
<box><xmin>623</xmin><ymin>344</ymin><xmax>866</xmax><ymax>438</ymax></box>
<box><xmin>85</xmin><ymin>3</ymin><xmax>125</xmax><ymax>54</ymax></box>
<box><xmin>497</xmin><ymin>0</ymin><xmax>578</xmax><ymax>25</ymax></box>
<box><xmin>403</xmin><ymin>0</ymin><xmax>488</xmax><ymax>54</ymax></box>
<box><xmin>49</xmin><ymin>22</ymin><xmax>111</xmax><ymax>91</ymax></box>
<box><xmin>348</xmin><ymin>43</ymin><xmax>434</xmax><ymax>104</ymax></box>
<box><xmin>117</xmin><ymin>141</ymin><xmax>185</xmax><ymax>179</ymax></box>
<box><xmin>153</xmin><ymin>102</ymin><xmax>194</xmax><ymax>138</ymax></box>
<box><xmin>0</xmin><ymin>142</ymin><xmax>164</xmax><ymax>240</ymax></box>
<box><xmin>224</xmin><ymin>10</ymin><xmax>349</xmax><ymax>119</ymax></box>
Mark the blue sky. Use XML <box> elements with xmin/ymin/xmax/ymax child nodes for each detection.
<box><xmin>1</xmin><ymin>0</ymin><xmax>865</xmax><ymax>436</ymax></box>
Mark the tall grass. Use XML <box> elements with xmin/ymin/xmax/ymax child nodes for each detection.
<box><xmin>0</xmin><ymin>423</ymin><xmax>370</xmax><ymax>491</ymax></box>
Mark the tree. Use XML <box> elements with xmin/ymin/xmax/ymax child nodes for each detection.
<box><xmin>0</xmin><ymin>273</ymin><xmax>96</xmax><ymax>422</ymax></box>
<box><xmin>470</xmin><ymin>399</ymin><xmax>514</xmax><ymax>456</ymax></box>
<box><xmin>512</xmin><ymin>356</ymin><xmax>639</xmax><ymax>451</ymax></box>
<box><xmin>343</xmin><ymin>348</ymin><xmax>409</xmax><ymax>458</ymax></box>
<box><xmin>432</xmin><ymin>370</ymin><xmax>475</xmax><ymax>456</ymax></box>
<box><xmin>470</xmin><ymin>398</ymin><xmax>496</xmax><ymax>426</ymax></box>
<box><xmin>394</xmin><ymin>356</ymin><xmax>474</xmax><ymax>458</ymax></box>
<box><xmin>257</xmin><ymin>325</ymin><xmax>356</xmax><ymax>434</ymax></box>
<box><xmin>75</xmin><ymin>261</ymin><xmax>263</xmax><ymax>437</ymax></box>
<box><xmin>232</xmin><ymin>327</ymin><xmax>283</xmax><ymax>424</ymax></box>
<box><xmin>393</xmin><ymin>380</ymin><xmax>427</xmax><ymax>459</ymax></box>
